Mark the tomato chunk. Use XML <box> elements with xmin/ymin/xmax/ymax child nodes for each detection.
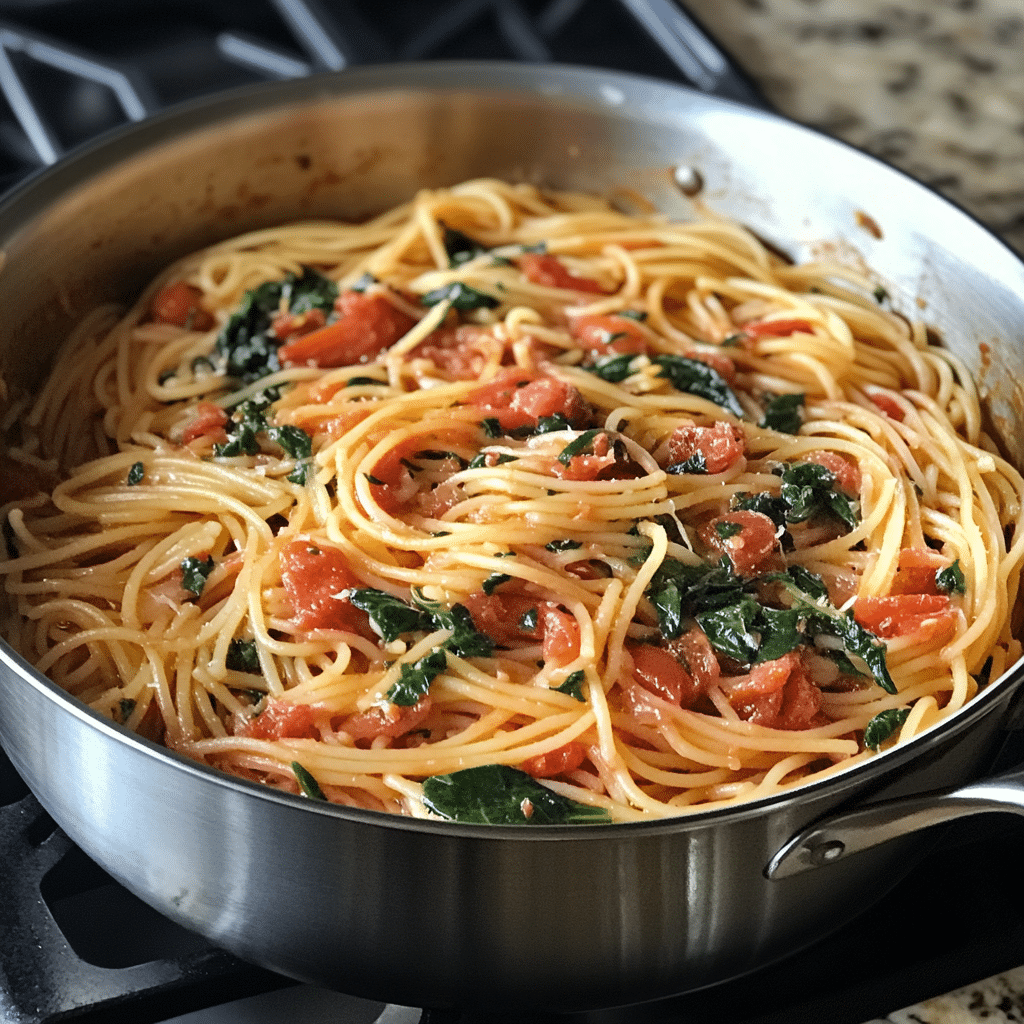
<box><xmin>520</xmin><ymin>741</ymin><xmax>587</xmax><ymax>778</ymax></box>
<box><xmin>280</xmin><ymin>540</ymin><xmax>370</xmax><ymax>633</ymax></box>
<box><xmin>412</xmin><ymin>324</ymin><xmax>498</xmax><ymax>380</ymax></box>
<box><xmin>728</xmin><ymin>653</ymin><xmax>823</xmax><ymax>731</ymax></box>
<box><xmin>151</xmin><ymin>281</ymin><xmax>214</xmax><ymax>330</ymax></box>
<box><xmin>463</xmin><ymin>590</ymin><xmax>579</xmax><ymax>666</ymax></box>
<box><xmin>741</xmin><ymin>318</ymin><xmax>813</xmax><ymax>339</ymax></box>
<box><xmin>703</xmin><ymin>509</ymin><xmax>778</xmax><ymax>576</ymax></box>
<box><xmin>470</xmin><ymin>370</ymin><xmax>591</xmax><ymax>432</ymax></box>
<box><xmin>520</xmin><ymin>253</ymin><xmax>604</xmax><ymax>294</ymax></box>
<box><xmin>540</xmin><ymin>603</ymin><xmax>581</xmax><ymax>667</ymax></box>
<box><xmin>340</xmin><ymin>695</ymin><xmax>433</xmax><ymax>742</ymax></box>
<box><xmin>272</xmin><ymin>307</ymin><xmax>327</xmax><ymax>341</ymax></box>
<box><xmin>181</xmin><ymin>401</ymin><xmax>229</xmax><ymax>445</ymax></box>
<box><xmin>668</xmin><ymin>422</ymin><xmax>745</xmax><ymax>474</ymax></box>
<box><xmin>629</xmin><ymin>642</ymin><xmax>703</xmax><ymax>709</ymax></box>
<box><xmin>868</xmin><ymin>391</ymin><xmax>906</xmax><ymax>422</ymax></box>
<box><xmin>854</xmin><ymin>593</ymin><xmax>956</xmax><ymax>641</ymax></box>
<box><xmin>278</xmin><ymin>292</ymin><xmax>416</xmax><ymax>367</ymax></box>
<box><xmin>241</xmin><ymin>699</ymin><xmax>318</xmax><ymax>740</ymax></box>
<box><xmin>804</xmin><ymin>450</ymin><xmax>861</xmax><ymax>496</ymax></box>
<box><xmin>570</xmin><ymin>313</ymin><xmax>649</xmax><ymax>356</ymax></box>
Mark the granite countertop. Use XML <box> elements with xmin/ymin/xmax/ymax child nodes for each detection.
<box><xmin>681</xmin><ymin>0</ymin><xmax>1024</xmax><ymax>257</ymax></box>
<box><xmin>675</xmin><ymin>4</ymin><xmax>1023</xmax><ymax>1022</ymax></box>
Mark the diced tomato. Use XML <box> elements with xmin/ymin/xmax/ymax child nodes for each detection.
<box><xmin>412</xmin><ymin>324</ymin><xmax>499</xmax><ymax>380</ymax></box>
<box><xmin>469</xmin><ymin>370</ymin><xmax>592</xmax><ymax>432</ymax></box>
<box><xmin>804</xmin><ymin>450</ymin><xmax>861</xmax><ymax>496</ymax></box>
<box><xmin>181</xmin><ymin>401</ymin><xmax>229</xmax><ymax>445</ymax></box>
<box><xmin>519</xmin><ymin>253</ymin><xmax>604</xmax><ymax>294</ymax></box>
<box><xmin>340</xmin><ymin>695</ymin><xmax>433</xmax><ymax>742</ymax></box>
<box><xmin>463</xmin><ymin>590</ymin><xmax>579</xmax><ymax>666</ymax></box>
<box><xmin>629</xmin><ymin>642</ymin><xmax>703</xmax><ymax>709</ymax></box>
<box><xmin>564</xmin><ymin>560</ymin><xmax>611</xmax><ymax>580</ymax></box>
<box><xmin>690</xmin><ymin>349</ymin><xmax>737</xmax><ymax>383</ymax></box>
<box><xmin>729</xmin><ymin>653</ymin><xmax>823</xmax><ymax>731</ymax></box>
<box><xmin>280</xmin><ymin>540</ymin><xmax>370</xmax><ymax>634</ymax></box>
<box><xmin>667</xmin><ymin>421</ymin><xmax>745</xmax><ymax>474</ymax></box>
<box><xmin>242</xmin><ymin>699</ymin><xmax>318</xmax><ymax>740</ymax></box>
<box><xmin>868</xmin><ymin>391</ymin><xmax>906</xmax><ymax>422</ymax></box>
<box><xmin>150</xmin><ymin>281</ymin><xmax>214</xmax><ymax>330</ymax></box>
<box><xmin>278</xmin><ymin>291</ymin><xmax>416</xmax><ymax>368</ymax></box>
<box><xmin>553</xmin><ymin>432</ymin><xmax>619</xmax><ymax>482</ymax></box>
<box><xmin>854</xmin><ymin>593</ymin><xmax>956</xmax><ymax>642</ymax></box>
<box><xmin>520</xmin><ymin>740</ymin><xmax>587</xmax><ymax>778</ymax></box>
<box><xmin>740</xmin><ymin>318</ymin><xmax>813</xmax><ymax>339</ymax></box>
<box><xmin>890</xmin><ymin>548</ymin><xmax>946</xmax><ymax>596</ymax></box>
<box><xmin>540</xmin><ymin>603</ymin><xmax>581</xmax><ymax>667</ymax></box>
<box><xmin>368</xmin><ymin>429</ymin><xmax>469</xmax><ymax>516</ymax></box>
<box><xmin>703</xmin><ymin>509</ymin><xmax>778</xmax><ymax>576</ymax></box>
<box><xmin>272</xmin><ymin>307</ymin><xmax>327</xmax><ymax>341</ymax></box>
<box><xmin>570</xmin><ymin>313</ymin><xmax>649</xmax><ymax>356</ymax></box>
<box><xmin>662</xmin><ymin>627</ymin><xmax>721</xmax><ymax>693</ymax></box>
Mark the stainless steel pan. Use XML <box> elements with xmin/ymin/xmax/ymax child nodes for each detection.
<box><xmin>1</xmin><ymin>63</ymin><xmax>1024</xmax><ymax>1012</ymax></box>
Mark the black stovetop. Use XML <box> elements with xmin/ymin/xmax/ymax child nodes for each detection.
<box><xmin>0</xmin><ymin>3</ymin><xmax>1021</xmax><ymax>1022</ymax></box>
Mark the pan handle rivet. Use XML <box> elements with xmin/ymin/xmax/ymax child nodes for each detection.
<box><xmin>673</xmin><ymin>165</ymin><xmax>703</xmax><ymax>196</ymax></box>
<box><xmin>808</xmin><ymin>839</ymin><xmax>845</xmax><ymax>866</ymax></box>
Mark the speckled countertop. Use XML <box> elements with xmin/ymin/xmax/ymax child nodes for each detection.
<box><xmin>676</xmin><ymin>3</ymin><xmax>1023</xmax><ymax>1021</ymax></box>
<box><xmin>681</xmin><ymin>0</ymin><xmax>1024</xmax><ymax>256</ymax></box>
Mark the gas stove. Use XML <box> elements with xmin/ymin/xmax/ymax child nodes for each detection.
<box><xmin>1</xmin><ymin>3</ymin><xmax>1023</xmax><ymax>1023</ymax></box>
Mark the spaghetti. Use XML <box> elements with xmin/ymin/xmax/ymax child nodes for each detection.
<box><xmin>2</xmin><ymin>177</ymin><xmax>1022</xmax><ymax>823</ymax></box>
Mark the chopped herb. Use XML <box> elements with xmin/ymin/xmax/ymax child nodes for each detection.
<box><xmin>586</xmin><ymin>354</ymin><xmax>639</xmax><ymax>383</ymax></box>
<box><xmin>443</xmin><ymin>225</ymin><xmax>489</xmax><ymax>267</ymax></box>
<box><xmin>666</xmin><ymin>452</ymin><xmax>708</xmax><ymax>475</ymax></box>
<box><xmin>117</xmin><ymin>698</ymin><xmax>136</xmax><ymax>724</ymax></box>
<box><xmin>617</xmin><ymin>309</ymin><xmax>648</xmax><ymax>322</ymax></box>
<box><xmin>546</xmin><ymin>539</ymin><xmax>582</xmax><ymax>552</ymax></box>
<box><xmin>533</xmin><ymin>413</ymin><xmax>571</xmax><ymax>435</ymax></box>
<box><xmin>864</xmin><ymin>708</ymin><xmax>909</xmax><ymax>750</ymax></box>
<box><xmin>715</xmin><ymin>521</ymin><xmax>744</xmax><ymax>540</ymax></box>
<box><xmin>180</xmin><ymin>555</ymin><xmax>215</xmax><ymax>597</ymax></box>
<box><xmin>935</xmin><ymin>559</ymin><xmax>966</xmax><ymax>595</ymax></box>
<box><xmin>873</xmin><ymin>285</ymin><xmax>889</xmax><ymax>304</ymax></box>
<box><xmin>350</xmin><ymin>589</ymin><xmax>433</xmax><ymax>643</ymax></box>
<box><xmin>652</xmin><ymin>354</ymin><xmax>744</xmax><ymax>417</ymax></box>
<box><xmin>364</xmin><ymin>473</ymin><xmax>386</xmax><ymax>486</ymax></box>
<box><xmin>552</xmin><ymin>670</ymin><xmax>586</xmax><ymax>701</ymax></box>
<box><xmin>777</xmin><ymin>461</ymin><xmax>859</xmax><ymax>530</ymax></box>
<box><xmin>226</xmin><ymin>638</ymin><xmax>261</xmax><ymax>674</ymax></box>
<box><xmin>346</xmin><ymin>375</ymin><xmax>385</xmax><ymax>387</ymax></box>
<box><xmin>520</xmin><ymin>606</ymin><xmax>539</xmax><ymax>632</ymax></box>
<box><xmin>291</xmin><ymin>761</ymin><xmax>327</xmax><ymax>800</ymax></box>
<box><xmin>557</xmin><ymin>429</ymin><xmax>602</xmax><ymax>466</ymax></box>
<box><xmin>422</xmin><ymin>764</ymin><xmax>611</xmax><ymax>824</ymax></box>
<box><xmin>482</xmin><ymin>572</ymin><xmax>512</xmax><ymax>595</ymax></box>
<box><xmin>973</xmin><ymin>656</ymin><xmax>994</xmax><ymax>689</ymax></box>
<box><xmin>215</xmin><ymin>267</ymin><xmax>337</xmax><ymax>384</ymax></box>
<box><xmin>422</xmin><ymin>282</ymin><xmax>500</xmax><ymax>311</ymax></box>
<box><xmin>126</xmin><ymin>461</ymin><xmax>145</xmax><ymax>486</ymax></box>
<box><xmin>760</xmin><ymin>392</ymin><xmax>805</xmax><ymax>434</ymax></box>
<box><xmin>386</xmin><ymin>648</ymin><xmax>449</xmax><ymax>706</ymax></box>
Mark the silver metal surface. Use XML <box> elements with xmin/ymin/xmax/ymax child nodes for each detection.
<box><xmin>0</xmin><ymin>62</ymin><xmax>1022</xmax><ymax>1010</ymax></box>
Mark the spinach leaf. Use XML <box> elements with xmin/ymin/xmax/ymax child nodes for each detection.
<box><xmin>411</xmin><ymin>592</ymin><xmax>495</xmax><ymax>658</ymax></box>
<box><xmin>291</xmin><ymin>761</ymin><xmax>327</xmax><ymax>800</ymax></box>
<box><xmin>422</xmin><ymin>282</ymin><xmax>500</xmax><ymax>311</ymax></box>
<box><xmin>443</xmin><ymin>226</ymin><xmax>489</xmax><ymax>267</ymax></box>
<box><xmin>760</xmin><ymin>392</ymin><xmax>805</xmax><ymax>434</ymax></box>
<box><xmin>520</xmin><ymin>606</ymin><xmax>539</xmax><ymax>632</ymax></box>
<box><xmin>117</xmin><ymin>698</ymin><xmax>136</xmax><ymax>724</ymax></box>
<box><xmin>586</xmin><ymin>354</ymin><xmax>639</xmax><ymax>383</ymax></box>
<box><xmin>777</xmin><ymin>461</ymin><xmax>859</xmax><ymax>530</ymax></box>
<box><xmin>651</xmin><ymin>355</ymin><xmax>744</xmax><ymax>417</ymax></box>
<box><xmin>557</xmin><ymin>429</ymin><xmax>602</xmax><ymax>465</ymax></box>
<box><xmin>666</xmin><ymin>451</ymin><xmax>708</xmax><ymax>475</ymax></box>
<box><xmin>265</xmin><ymin>423</ymin><xmax>313</xmax><ymax>484</ymax></box>
<box><xmin>226</xmin><ymin>638</ymin><xmax>261</xmax><ymax>673</ymax></box>
<box><xmin>480</xmin><ymin>417</ymin><xmax>502</xmax><ymax>438</ymax></box>
<box><xmin>617</xmin><ymin>309</ymin><xmax>647</xmax><ymax>322</ymax></box>
<box><xmin>552</xmin><ymin>670</ymin><xmax>586</xmax><ymax>701</ymax></box>
<box><xmin>482</xmin><ymin>572</ymin><xmax>512</xmax><ymax>595</ymax></box>
<box><xmin>214</xmin><ymin>394</ymin><xmax>312</xmax><ymax>484</ymax></box>
<box><xmin>467</xmin><ymin>451</ymin><xmax>517</xmax><ymax>469</ymax></box>
<box><xmin>422</xmin><ymin>764</ymin><xmax>611</xmax><ymax>824</ymax></box>
<box><xmin>546</xmin><ymin>539</ymin><xmax>582</xmax><ymax>552</ymax></box>
<box><xmin>215</xmin><ymin>267</ymin><xmax>337</xmax><ymax>384</ymax></box>
<box><xmin>386</xmin><ymin>648</ymin><xmax>449</xmax><ymax>706</ymax></box>
<box><xmin>127</xmin><ymin>461</ymin><xmax>145</xmax><ymax>486</ymax></box>
<box><xmin>645</xmin><ymin>559</ymin><xmax>748</xmax><ymax>639</ymax></box>
<box><xmin>864</xmin><ymin>708</ymin><xmax>910</xmax><ymax>750</ymax></box>
<box><xmin>180</xmin><ymin>555</ymin><xmax>215</xmax><ymax>597</ymax></box>
<box><xmin>533</xmin><ymin>413</ymin><xmax>571</xmax><ymax>435</ymax></box>
<box><xmin>935</xmin><ymin>559</ymin><xmax>966</xmax><ymax>594</ymax></box>
<box><xmin>349</xmin><ymin>589</ymin><xmax>431</xmax><ymax>642</ymax></box>
<box><xmin>732</xmin><ymin>491</ymin><xmax>789</xmax><ymax>529</ymax></box>
<box><xmin>696</xmin><ymin>597</ymin><xmax>762</xmax><ymax>662</ymax></box>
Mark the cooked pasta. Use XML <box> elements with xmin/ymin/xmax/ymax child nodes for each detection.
<box><xmin>2</xmin><ymin>177</ymin><xmax>1022</xmax><ymax>823</ymax></box>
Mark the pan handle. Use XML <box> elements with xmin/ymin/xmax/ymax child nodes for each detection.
<box><xmin>766</xmin><ymin>763</ymin><xmax>1024</xmax><ymax>879</ymax></box>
